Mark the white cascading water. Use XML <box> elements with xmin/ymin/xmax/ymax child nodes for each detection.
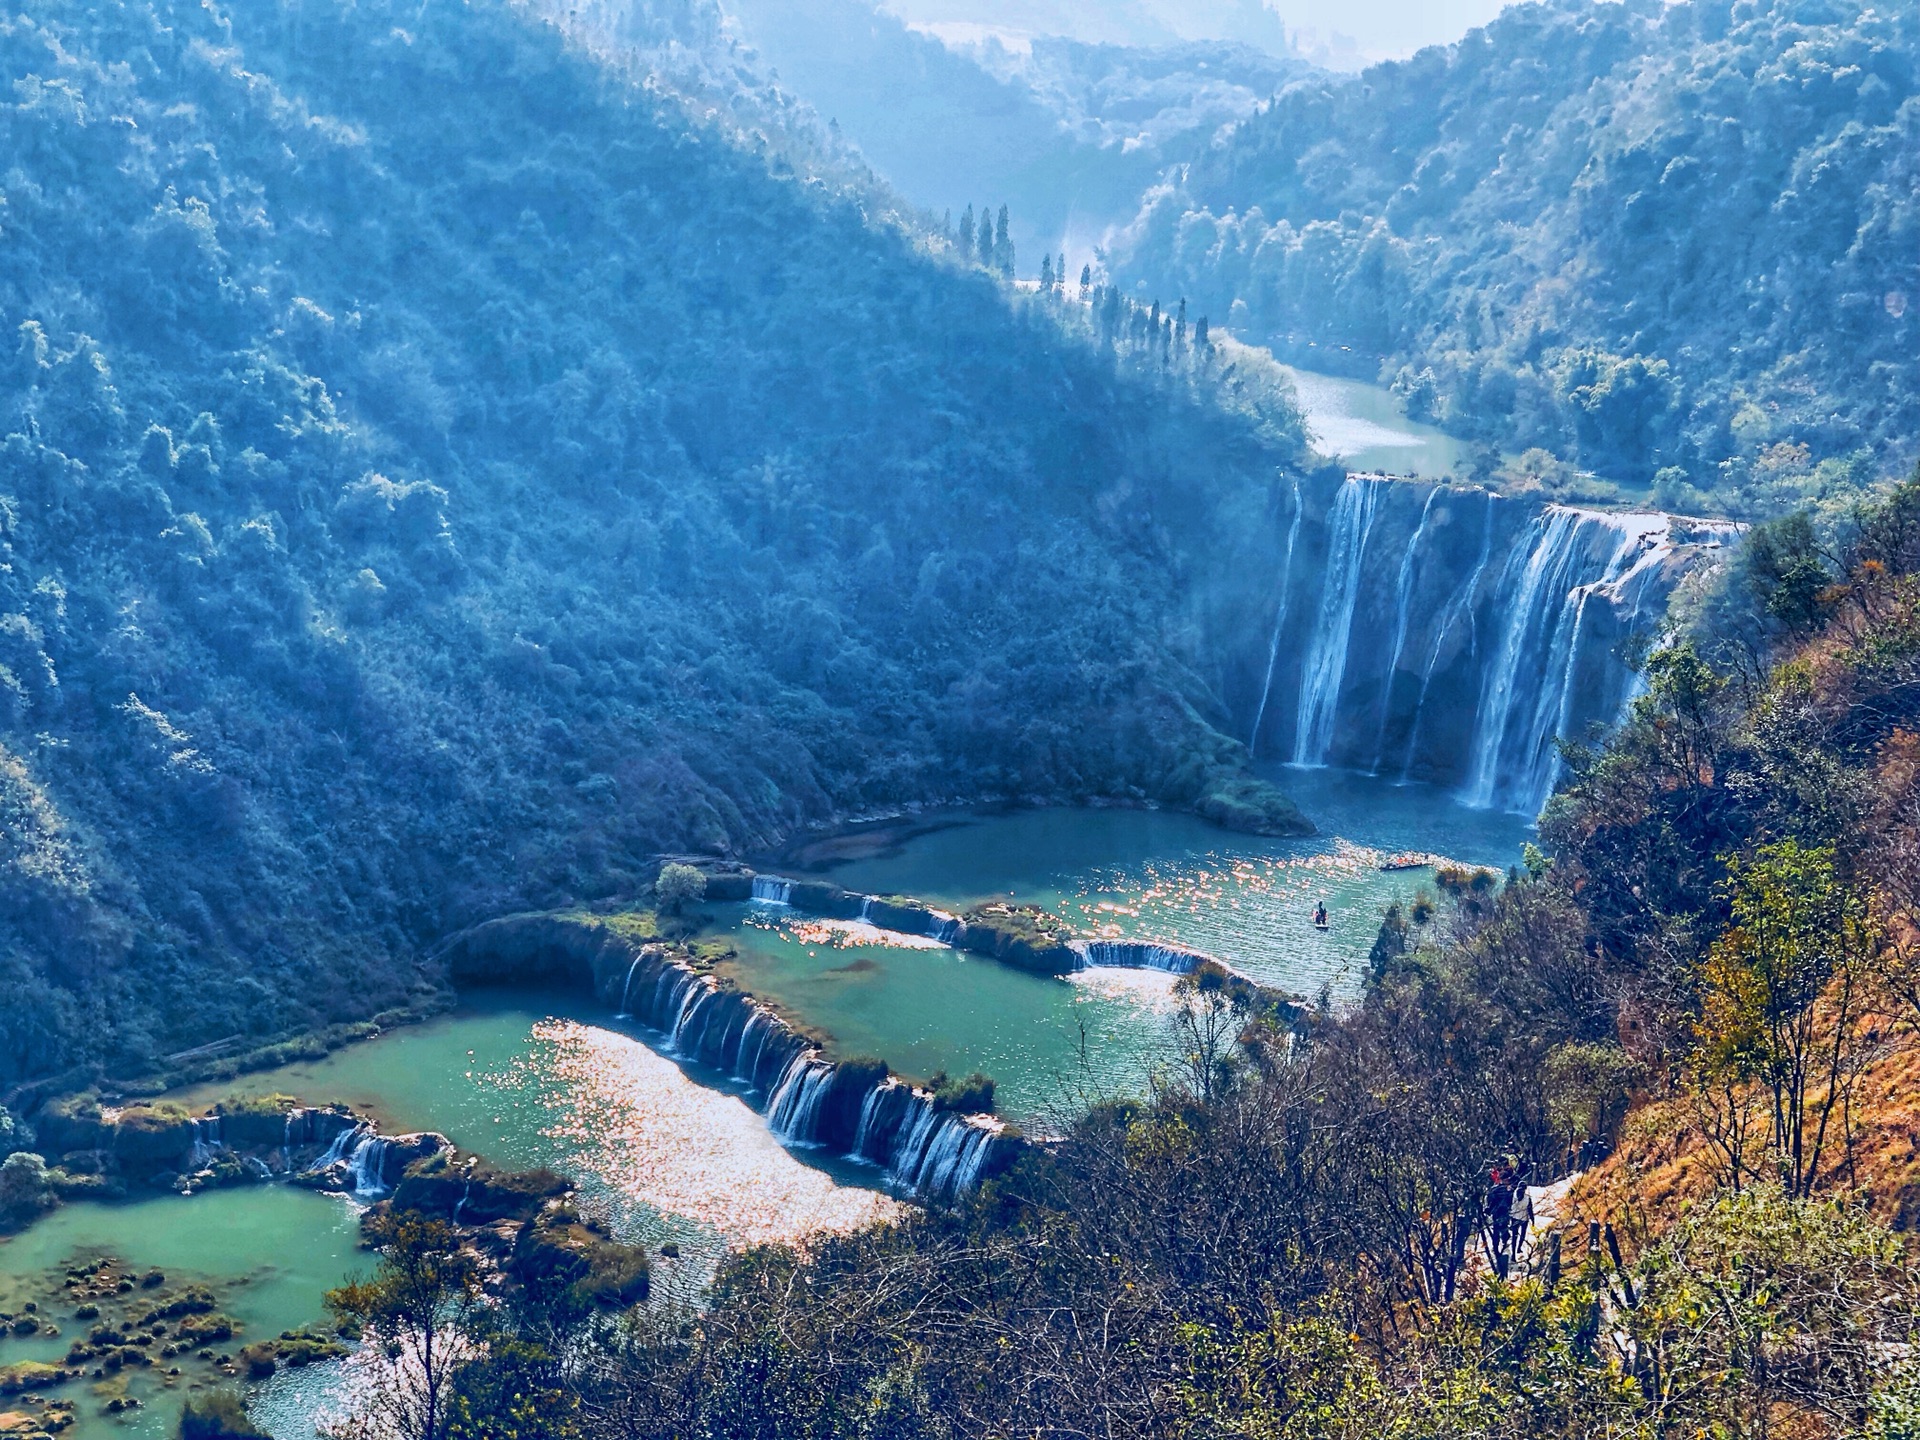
<box><xmin>886</xmin><ymin>1100</ymin><xmax>942</xmax><ymax>1189</ymax></box>
<box><xmin>924</xmin><ymin>911</ymin><xmax>961</xmax><ymax>943</ymax></box>
<box><xmin>662</xmin><ymin>974</ymin><xmax>703</xmax><ymax>1051</ymax></box>
<box><xmin>1463</xmin><ymin>509</ymin><xmax>1670</xmax><ymax>813</ymax></box>
<box><xmin>188</xmin><ymin>1115</ymin><xmax>223</xmax><ymax>1169</ymax></box>
<box><xmin>615</xmin><ymin>953</ymin><xmax>646</xmax><ymax>1017</ymax></box>
<box><xmin>766</xmin><ymin>1056</ymin><xmax>834</xmax><ymax>1143</ymax></box>
<box><xmin>316</xmin><ymin>1122</ymin><xmax>365</xmax><ymax>1170</ymax></box>
<box><xmin>751</xmin><ymin>876</ymin><xmax>793</xmax><ymax>904</ymax></box>
<box><xmin>647</xmin><ymin>967</ymin><xmax>680</xmax><ymax>1026</ymax></box>
<box><xmin>893</xmin><ymin>1111</ymin><xmax>995</xmax><ymax>1201</ymax></box>
<box><xmin>1293</xmin><ymin>476</ymin><xmax>1384</xmax><ymax>766</ymax></box>
<box><xmin>1371</xmin><ymin>486</ymin><xmax>1442</xmax><ymax>771</ymax></box>
<box><xmin>1401</xmin><ymin>491</ymin><xmax>1497</xmax><ymax>780</ymax></box>
<box><xmin>851</xmin><ymin>1081</ymin><xmax>898</xmax><ymax>1162</ymax></box>
<box><xmin>1078</xmin><ymin>940</ymin><xmax>1204</xmax><ymax>974</ymax></box>
<box><xmin>670</xmin><ymin>984</ymin><xmax>714</xmax><ymax>1054</ymax></box>
<box><xmin>1248</xmin><ymin>477</ymin><xmax>1304</xmax><ymax>758</ymax></box>
<box><xmin>947</xmin><ymin>1124</ymin><xmax>996</xmax><ymax>1198</ymax></box>
<box><xmin>348</xmin><ymin>1134</ymin><xmax>391</xmax><ymax>1197</ymax></box>
<box><xmin>1521</xmin><ymin>513</ymin><xmax>1675</xmax><ymax>809</ymax></box>
<box><xmin>736</xmin><ymin>1010</ymin><xmax>771</xmax><ymax>1088</ymax></box>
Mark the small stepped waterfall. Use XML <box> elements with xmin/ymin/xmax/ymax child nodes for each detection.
<box><xmin>592</xmin><ymin>941</ymin><xmax>1013</xmax><ymax>1203</ymax></box>
<box><xmin>1242</xmin><ymin>476</ymin><xmax>1737</xmax><ymax>814</ymax></box>
<box><xmin>1076</xmin><ymin>940</ymin><xmax>1208</xmax><ymax>974</ymax></box>
<box><xmin>188</xmin><ymin>1115</ymin><xmax>224</xmax><ymax>1168</ymax></box>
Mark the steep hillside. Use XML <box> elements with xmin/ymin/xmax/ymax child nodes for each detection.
<box><xmin>1116</xmin><ymin>0</ymin><xmax>1920</xmax><ymax>505</ymax></box>
<box><xmin>0</xmin><ymin>0</ymin><xmax>1312</xmax><ymax>1086</ymax></box>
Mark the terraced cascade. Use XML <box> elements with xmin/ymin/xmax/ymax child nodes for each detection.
<box><xmin>2</xmin><ymin>776</ymin><xmax>1530</xmax><ymax>1440</ymax></box>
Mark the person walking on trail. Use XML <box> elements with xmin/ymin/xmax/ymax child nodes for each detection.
<box><xmin>1508</xmin><ymin>1181</ymin><xmax>1536</xmax><ymax>1263</ymax></box>
<box><xmin>1486</xmin><ymin>1169</ymin><xmax>1513</xmax><ymax>1274</ymax></box>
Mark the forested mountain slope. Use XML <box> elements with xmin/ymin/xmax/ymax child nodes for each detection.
<box><xmin>0</xmin><ymin>0</ymin><xmax>1311</xmax><ymax>1086</ymax></box>
<box><xmin>1116</xmin><ymin>0</ymin><xmax>1920</xmax><ymax>506</ymax></box>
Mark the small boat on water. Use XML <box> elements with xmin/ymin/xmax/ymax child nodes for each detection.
<box><xmin>1379</xmin><ymin>851</ymin><xmax>1448</xmax><ymax>872</ymax></box>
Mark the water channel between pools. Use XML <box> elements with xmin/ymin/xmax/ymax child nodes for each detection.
<box><xmin>0</xmin><ymin>771</ymin><xmax>1528</xmax><ymax>1440</ymax></box>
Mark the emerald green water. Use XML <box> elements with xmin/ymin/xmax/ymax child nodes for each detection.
<box><xmin>2</xmin><ymin>778</ymin><xmax>1526</xmax><ymax>1438</ymax></box>
<box><xmin>175</xmin><ymin>993</ymin><xmax>895</xmax><ymax>1262</ymax></box>
<box><xmin>698</xmin><ymin>770</ymin><xmax>1527</xmax><ymax>1129</ymax></box>
<box><xmin>770</xmin><ymin>769</ymin><xmax>1530</xmax><ymax>998</ymax></box>
<box><xmin>711</xmin><ymin>911</ymin><xmax>1185</xmax><ymax>1127</ymax></box>
<box><xmin>1</xmin><ymin>997</ymin><xmax>893</xmax><ymax>1439</ymax></box>
<box><xmin>0</xmin><ymin>1186</ymin><xmax>359</xmax><ymax>1440</ymax></box>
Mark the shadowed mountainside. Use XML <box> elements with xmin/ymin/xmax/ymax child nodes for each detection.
<box><xmin>0</xmin><ymin>0</ymin><xmax>1315</xmax><ymax>1085</ymax></box>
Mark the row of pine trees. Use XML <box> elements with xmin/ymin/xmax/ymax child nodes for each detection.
<box><xmin>938</xmin><ymin>205</ymin><xmax>1213</xmax><ymax>371</ymax></box>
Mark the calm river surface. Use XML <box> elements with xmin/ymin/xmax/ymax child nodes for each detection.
<box><xmin>1281</xmin><ymin>364</ymin><xmax>1470</xmax><ymax>478</ymax></box>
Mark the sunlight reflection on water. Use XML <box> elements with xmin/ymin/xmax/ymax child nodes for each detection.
<box><xmin>492</xmin><ymin>1019</ymin><xmax>897</xmax><ymax>1249</ymax></box>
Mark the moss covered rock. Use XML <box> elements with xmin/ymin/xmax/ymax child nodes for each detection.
<box><xmin>0</xmin><ymin>1362</ymin><xmax>71</xmax><ymax>1395</ymax></box>
<box><xmin>511</xmin><ymin>1205</ymin><xmax>649</xmax><ymax>1309</ymax></box>
<box><xmin>1191</xmin><ymin>773</ymin><xmax>1314</xmax><ymax>837</ymax></box>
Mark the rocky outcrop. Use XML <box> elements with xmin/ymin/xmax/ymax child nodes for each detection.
<box><xmin>954</xmin><ymin>906</ymin><xmax>1083</xmax><ymax>975</ymax></box>
<box><xmin>389</xmin><ymin>1151</ymin><xmax>571</xmax><ymax>1225</ymax></box>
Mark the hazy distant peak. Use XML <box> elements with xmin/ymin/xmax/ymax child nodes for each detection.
<box><xmin>877</xmin><ymin>0</ymin><xmax>1516</xmax><ymax>65</ymax></box>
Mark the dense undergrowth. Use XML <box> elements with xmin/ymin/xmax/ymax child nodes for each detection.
<box><xmin>0</xmin><ymin>0</ymin><xmax>1317</xmax><ymax>1088</ymax></box>
<box><xmin>1116</xmin><ymin>0</ymin><xmax>1920</xmax><ymax>508</ymax></box>
<box><xmin>301</xmin><ymin>476</ymin><xmax>1920</xmax><ymax>1440</ymax></box>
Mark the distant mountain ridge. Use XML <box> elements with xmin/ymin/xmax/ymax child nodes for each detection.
<box><xmin>1114</xmin><ymin>0</ymin><xmax>1920</xmax><ymax>510</ymax></box>
<box><xmin>717</xmin><ymin>0</ymin><xmax>1307</xmax><ymax>265</ymax></box>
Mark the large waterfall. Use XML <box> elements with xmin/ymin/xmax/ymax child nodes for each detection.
<box><xmin>1462</xmin><ymin>509</ymin><xmax>1675</xmax><ymax>812</ymax></box>
<box><xmin>1241</xmin><ymin>476</ymin><xmax>1736</xmax><ymax>815</ymax></box>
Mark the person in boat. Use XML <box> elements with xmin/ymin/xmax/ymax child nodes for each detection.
<box><xmin>1312</xmin><ymin>901</ymin><xmax>1328</xmax><ymax>928</ymax></box>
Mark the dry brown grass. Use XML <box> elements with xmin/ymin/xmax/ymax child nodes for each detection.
<box><xmin>1564</xmin><ymin>1025</ymin><xmax>1920</xmax><ymax>1243</ymax></box>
